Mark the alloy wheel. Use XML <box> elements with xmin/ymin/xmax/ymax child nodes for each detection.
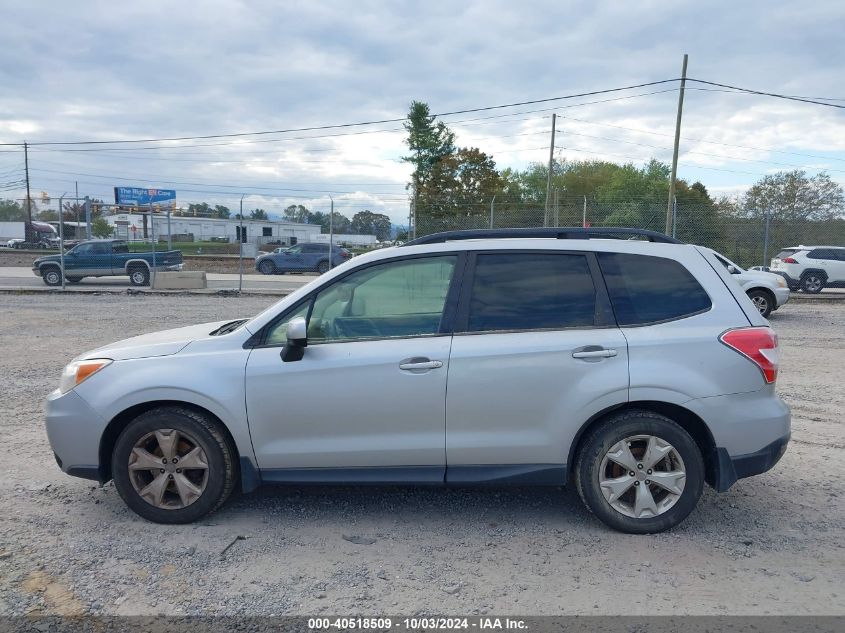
<box><xmin>752</xmin><ymin>295</ymin><xmax>769</xmax><ymax>314</ymax></box>
<box><xmin>598</xmin><ymin>434</ymin><xmax>686</xmax><ymax>519</ymax></box>
<box><xmin>128</xmin><ymin>429</ymin><xmax>209</xmax><ymax>509</ymax></box>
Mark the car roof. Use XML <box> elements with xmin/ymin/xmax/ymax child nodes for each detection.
<box><xmin>786</xmin><ymin>245</ymin><xmax>845</xmax><ymax>250</ymax></box>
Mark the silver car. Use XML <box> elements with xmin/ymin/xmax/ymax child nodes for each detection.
<box><xmin>46</xmin><ymin>228</ymin><xmax>790</xmax><ymax>533</ymax></box>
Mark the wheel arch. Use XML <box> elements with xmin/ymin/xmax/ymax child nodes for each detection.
<box><xmin>98</xmin><ymin>400</ymin><xmax>247</xmax><ymax>489</ymax></box>
<box><xmin>566</xmin><ymin>400</ymin><xmax>719</xmax><ymax>488</ymax></box>
<box><xmin>746</xmin><ymin>286</ymin><xmax>776</xmax><ymax>307</ymax></box>
<box><xmin>800</xmin><ymin>268</ymin><xmax>828</xmax><ymax>281</ymax></box>
<box><xmin>124</xmin><ymin>259</ymin><xmax>151</xmax><ymax>274</ymax></box>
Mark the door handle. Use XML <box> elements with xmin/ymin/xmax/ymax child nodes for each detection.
<box><xmin>572</xmin><ymin>347</ymin><xmax>618</xmax><ymax>359</ymax></box>
<box><xmin>399</xmin><ymin>357</ymin><xmax>443</xmax><ymax>371</ymax></box>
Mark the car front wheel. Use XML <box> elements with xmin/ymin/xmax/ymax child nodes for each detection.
<box><xmin>747</xmin><ymin>289</ymin><xmax>773</xmax><ymax>318</ymax></box>
<box><xmin>42</xmin><ymin>266</ymin><xmax>62</xmax><ymax>286</ymax></box>
<box><xmin>112</xmin><ymin>406</ymin><xmax>237</xmax><ymax>524</ymax></box>
<box><xmin>575</xmin><ymin>410</ymin><xmax>704</xmax><ymax>534</ymax></box>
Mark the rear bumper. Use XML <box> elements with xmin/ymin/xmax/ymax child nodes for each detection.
<box><xmin>711</xmin><ymin>434</ymin><xmax>790</xmax><ymax>492</ymax></box>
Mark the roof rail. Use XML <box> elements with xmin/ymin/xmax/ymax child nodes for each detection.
<box><xmin>402</xmin><ymin>227</ymin><xmax>682</xmax><ymax>246</ymax></box>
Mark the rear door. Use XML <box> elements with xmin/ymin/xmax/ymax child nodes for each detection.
<box><xmin>277</xmin><ymin>244</ymin><xmax>306</xmax><ymax>271</ymax></box>
<box><xmin>445</xmin><ymin>250</ymin><xmax>629</xmax><ymax>482</ymax></box>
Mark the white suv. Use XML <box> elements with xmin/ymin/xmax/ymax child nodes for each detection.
<box><xmin>45</xmin><ymin>228</ymin><xmax>790</xmax><ymax>534</ymax></box>
<box><xmin>770</xmin><ymin>246</ymin><xmax>845</xmax><ymax>293</ymax></box>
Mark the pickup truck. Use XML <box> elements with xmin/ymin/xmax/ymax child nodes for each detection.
<box><xmin>32</xmin><ymin>239</ymin><xmax>183</xmax><ymax>286</ymax></box>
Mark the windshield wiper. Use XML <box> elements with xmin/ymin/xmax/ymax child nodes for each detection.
<box><xmin>210</xmin><ymin>319</ymin><xmax>248</xmax><ymax>336</ymax></box>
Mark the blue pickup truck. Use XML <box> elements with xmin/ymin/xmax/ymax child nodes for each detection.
<box><xmin>32</xmin><ymin>239</ymin><xmax>183</xmax><ymax>286</ymax></box>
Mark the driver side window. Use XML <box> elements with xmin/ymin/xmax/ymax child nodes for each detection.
<box><xmin>264</xmin><ymin>255</ymin><xmax>457</xmax><ymax>345</ymax></box>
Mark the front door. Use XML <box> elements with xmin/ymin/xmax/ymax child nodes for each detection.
<box><xmin>245</xmin><ymin>253</ymin><xmax>461</xmax><ymax>482</ymax></box>
<box><xmin>445</xmin><ymin>251</ymin><xmax>629</xmax><ymax>482</ymax></box>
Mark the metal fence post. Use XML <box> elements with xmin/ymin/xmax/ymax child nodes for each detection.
<box><xmin>59</xmin><ymin>194</ymin><xmax>66</xmax><ymax>290</ymax></box>
<box><xmin>167</xmin><ymin>208</ymin><xmax>172</xmax><ymax>252</ymax></box>
<box><xmin>672</xmin><ymin>196</ymin><xmax>678</xmax><ymax>239</ymax></box>
<box><xmin>84</xmin><ymin>196</ymin><xmax>92</xmax><ymax>239</ymax></box>
<box><xmin>150</xmin><ymin>203</ymin><xmax>156</xmax><ymax>288</ymax></box>
<box><xmin>238</xmin><ymin>194</ymin><xmax>245</xmax><ymax>293</ymax></box>
<box><xmin>762</xmin><ymin>206</ymin><xmax>771</xmax><ymax>267</ymax></box>
<box><xmin>489</xmin><ymin>196</ymin><xmax>495</xmax><ymax>229</ymax></box>
<box><xmin>329</xmin><ymin>195</ymin><xmax>334</xmax><ymax>270</ymax></box>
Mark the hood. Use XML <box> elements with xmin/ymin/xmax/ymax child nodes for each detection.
<box><xmin>739</xmin><ymin>269</ymin><xmax>785</xmax><ymax>283</ymax></box>
<box><xmin>78</xmin><ymin>319</ymin><xmax>235</xmax><ymax>361</ymax></box>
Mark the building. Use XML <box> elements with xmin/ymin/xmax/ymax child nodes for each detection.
<box><xmin>105</xmin><ymin>214</ymin><xmax>321</xmax><ymax>246</ymax></box>
<box><xmin>313</xmin><ymin>233</ymin><xmax>378</xmax><ymax>247</ymax></box>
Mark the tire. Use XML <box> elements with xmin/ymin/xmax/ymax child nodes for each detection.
<box><xmin>800</xmin><ymin>272</ymin><xmax>825</xmax><ymax>294</ymax></box>
<box><xmin>66</xmin><ymin>276</ymin><xmax>83</xmax><ymax>283</ymax></box>
<box><xmin>747</xmin><ymin>289</ymin><xmax>773</xmax><ymax>318</ymax></box>
<box><xmin>128</xmin><ymin>266</ymin><xmax>150</xmax><ymax>286</ymax></box>
<box><xmin>574</xmin><ymin>410</ymin><xmax>704</xmax><ymax>534</ymax></box>
<box><xmin>317</xmin><ymin>260</ymin><xmax>330</xmax><ymax>274</ymax></box>
<box><xmin>112</xmin><ymin>406</ymin><xmax>237</xmax><ymax>524</ymax></box>
<box><xmin>258</xmin><ymin>260</ymin><xmax>276</xmax><ymax>275</ymax></box>
<box><xmin>41</xmin><ymin>266</ymin><xmax>62</xmax><ymax>286</ymax></box>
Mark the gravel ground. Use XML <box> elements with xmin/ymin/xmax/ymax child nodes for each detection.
<box><xmin>0</xmin><ymin>294</ymin><xmax>843</xmax><ymax>616</ymax></box>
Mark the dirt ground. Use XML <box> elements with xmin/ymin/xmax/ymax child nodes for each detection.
<box><xmin>0</xmin><ymin>294</ymin><xmax>843</xmax><ymax>616</ymax></box>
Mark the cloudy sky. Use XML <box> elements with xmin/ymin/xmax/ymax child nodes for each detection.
<box><xmin>1</xmin><ymin>0</ymin><xmax>844</xmax><ymax>224</ymax></box>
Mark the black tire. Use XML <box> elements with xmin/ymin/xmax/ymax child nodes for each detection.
<box><xmin>66</xmin><ymin>276</ymin><xmax>83</xmax><ymax>283</ymax></box>
<box><xmin>128</xmin><ymin>265</ymin><xmax>150</xmax><ymax>286</ymax></box>
<box><xmin>317</xmin><ymin>260</ymin><xmax>330</xmax><ymax>274</ymax></box>
<box><xmin>747</xmin><ymin>288</ymin><xmax>773</xmax><ymax>318</ymax></box>
<box><xmin>800</xmin><ymin>272</ymin><xmax>825</xmax><ymax>294</ymax></box>
<box><xmin>41</xmin><ymin>266</ymin><xmax>62</xmax><ymax>286</ymax></box>
<box><xmin>258</xmin><ymin>260</ymin><xmax>276</xmax><ymax>275</ymax></box>
<box><xmin>574</xmin><ymin>410</ymin><xmax>704</xmax><ymax>534</ymax></box>
<box><xmin>112</xmin><ymin>406</ymin><xmax>237</xmax><ymax>524</ymax></box>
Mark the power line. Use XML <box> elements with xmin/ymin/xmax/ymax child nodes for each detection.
<box><xmin>0</xmin><ymin>80</ymin><xmax>680</xmax><ymax>147</ymax></box>
<box><xmin>686</xmin><ymin>78</ymin><xmax>845</xmax><ymax>109</ymax></box>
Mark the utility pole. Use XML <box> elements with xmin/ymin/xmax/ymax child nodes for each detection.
<box><xmin>24</xmin><ymin>142</ymin><xmax>32</xmax><ymax>240</ymax></box>
<box><xmin>666</xmin><ymin>53</ymin><xmax>688</xmax><ymax>235</ymax></box>
<box><xmin>544</xmin><ymin>114</ymin><xmax>557</xmax><ymax>227</ymax></box>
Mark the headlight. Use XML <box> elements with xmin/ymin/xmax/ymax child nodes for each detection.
<box><xmin>776</xmin><ymin>276</ymin><xmax>787</xmax><ymax>288</ymax></box>
<box><xmin>59</xmin><ymin>359</ymin><xmax>112</xmax><ymax>394</ymax></box>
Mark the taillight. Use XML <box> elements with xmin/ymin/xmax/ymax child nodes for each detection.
<box><xmin>783</xmin><ymin>257</ymin><xmax>797</xmax><ymax>264</ymax></box>
<box><xmin>719</xmin><ymin>327</ymin><xmax>779</xmax><ymax>383</ymax></box>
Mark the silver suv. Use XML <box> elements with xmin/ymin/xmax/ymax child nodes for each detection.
<box><xmin>45</xmin><ymin>228</ymin><xmax>790</xmax><ymax>534</ymax></box>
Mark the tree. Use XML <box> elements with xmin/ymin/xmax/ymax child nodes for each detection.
<box><xmin>351</xmin><ymin>210</ymin><xmax>392</xmax><ymax>240</ymax></box>
<box><xmin>213</xmin><ymin>205</ymin><xmax>231</xmax><ymax>219</ymax></box>
<box><xmin>91</xmin><ymin>217</ymin><xmax>113</xmax><ymax>238</ymax></box>
<box><xmin>283</xmin><ymin>204</ymin><xmax>311</xmax><ymax>223</ymax></box>
<box><xmin>187</xmin><ymin>202</ymin><xmax>211</xmax><ymax>217</ymax></box>
<box><xmin>0</xmin><ymin>199</ymin><xmax>26</xmax><ymax>222</ymax></box>
<box><xmin>403</xmin><ymin>101</ymin><xmax>456</xmax><ymax>204</ymax></box>
<box><xmin>741</xmin><ymin>170</ymin><xmax>844</xmax><ymax>222</ymax></box>
<box><xmin>250</xmin><ymin>208</ymin><xmax>269</xmax><ymax>220</ymax></box>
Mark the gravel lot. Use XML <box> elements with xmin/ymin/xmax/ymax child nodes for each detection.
<box><xmin>0</xmin><ymin>294</ymin><xmax>843</xmax><ymax>616</ymax></box>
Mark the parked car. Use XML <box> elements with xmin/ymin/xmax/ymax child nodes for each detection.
<box><xmin>45</xmin><ymin>227</ymin><xmax>789</xmax><ymax>534</ymax></box>
<box><xmin>749</xmin><ymin>265</ymin><xmax>770</xmax><ymax>272</ymax></box>
<box><xmin>703</xmin><ymin>248</ymin><xmax>790</xmax><ymax>318</ymax></box>
<box><xmin>770</xmin><ymin>245</ymin><xmax>845</xmax><ymax>293</ymax></box>
<box><xmin>32</xmin><ymin>239</ymin><xmax>183</xmax><ymax>286</ymax></box>
<box><xmin>255</xmin><ymin>243</ymin><xmax>351</xmax><ymax>275</ymax></box>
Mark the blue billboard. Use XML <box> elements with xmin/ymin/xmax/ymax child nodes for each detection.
<box><xmin>114</xmin><ymin>186</ymin><xmax>176</xmax><ymax>206</ymax></box>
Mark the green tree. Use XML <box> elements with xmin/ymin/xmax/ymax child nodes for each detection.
<box><xmin>351</xmin><ymin>210</ymin><xmax>392</xmax><ymax>240</ymax></box>
<box><xmin>283</xmin><ymin>204</ymin><xmax>311</xmax><ymax>223</ymax></box>
<box><xmin>403</xmin><ymin>101</ymin><xmax>456</xmax><ymax>203</ymax></box>
<box><xmin>187</xmin><ymin>202</ymin><xmax>211</xmax><ymax>217</ymax></box>
<box><xmin>0</xmin><ymin>199</ymin><xmax>26</xmax><ymax>221</ymax></box>
<box><xmin>213</xmin><ymin>204</ymin><xmax>230</xmax><ymax>219</ymax></box>
<box><xmin>91</xmin><ymin>217</ymin><xmax>113</xmax><ymax>238</ymax></box>
<box><xmin>741</xmin><ymin>170</ymin><xmax>844</xmax><ymax>221</ymax></box>
<box><xmin>250</xmin><ymin>208</ymin><xmax>269</xmax><ymax>220</ymax></box>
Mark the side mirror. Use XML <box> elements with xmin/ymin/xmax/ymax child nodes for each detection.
<box><xmin>727</xmin><ymin>265</ymin><xmax>740</xmax><ymax>274</ymax></box>
<box><xmin>280</xmin><ymin>316</ymin><xmax>307</xmax><ymax>362</ymax></box>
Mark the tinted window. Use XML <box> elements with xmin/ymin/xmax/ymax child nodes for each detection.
<box><xmin>307</xmin><ymin>255</ymin><xmax>456</xmax><ymax>341</ymax></box>
<box><xmin>597</xmin><ymin>253</ymin><xmax>711</xmax><ymax>326</ymax></box>
<box><xmin>467</xmin><ymin>253</ymin><xmax>596</xmax><ymax>332</ymax></box>
<box><xmin>112</xmin><ymin>242</ymin><xmax>129</xmax><ymax>254</ymax></box>
<box><xmin>808</xmin><ymin>248</ymin><xmax>835</xmax><ymax>259</ymax></box>
<box><xmin>775</xmin><ymin>249</ymin><xmax>797</xmax><ymax>259</ymax></box>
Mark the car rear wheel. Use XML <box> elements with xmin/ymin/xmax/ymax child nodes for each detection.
<box><xmin>747</xmin><ymin>289</ymin><xmax>773</xmax><ymax>318</ymax></box>
<box><xmin>317</xmin><ymin>260</ymin><xmax>330</xmax><ymax>274</ymax></box>
<box><xmin>259</xmin><ymin>260</ymin><xmax>276</xmax><ymax>275</ymax></box>
<box><xmin>112</xmin><ymin>406</ymin><xmax>237</xmax><ymax>524</ymax></box>
<box><xmin>800</xmin><ymin>273</ymin><xmax>825</xmax><ymax>294</ymax></box>
<box><xmin>575</xmin><ymin>410</ymin><xmax>704</xmax><ymax>534</ymax></box>
<box><xmin>42</xmin><ymin>266</ymin><xmax>62</xmax><ymax>286</ymax></box>
<box><xmin>128</xmin><ymin>266</ymin><xmax>150</xmax><ymax>286</ymax></box>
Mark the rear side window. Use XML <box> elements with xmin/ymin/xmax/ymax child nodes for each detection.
<box><xmin>775</xmin><ymin>249</ymin><xmax>798</xmax><ymax>260</ymax></box>
<box><xmin>597</xmin><ymin>253</ymin><xmax>711</xmax><ymax>326</ymax></box>
<box><xmin>467</xmin><ymin>253</ymin><xmax>596</xmax><ymax>332</ymax></box>
<box><xmin>808</xmin><ymin>248</ymin><xmax>835</xmax><ymax>259</ymax></box>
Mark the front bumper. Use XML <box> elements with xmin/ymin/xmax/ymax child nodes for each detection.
<box><xmin>45</xmin><ymin>389</ymin><xmax>107</xmax><ymax>482</ymax></box>
<box><xmin>711</xmin><ymin>434</ymin><xmax>790</xmax><ymax>492</ymax></box>
<box><xmin>773</xmin><ymin>286</ymin><xmax>790</xmax><ymax>308</ymax></box>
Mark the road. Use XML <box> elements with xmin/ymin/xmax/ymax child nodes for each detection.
<box><xmin>0</xmin><ymin>266</ymin><xmax>315</xmax><ymax>293</ymax></box>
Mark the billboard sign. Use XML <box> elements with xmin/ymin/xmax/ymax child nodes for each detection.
<box><xmin>114</xmin><ymin>186</ymin><xmax>176</xmax><ymax>206</ymax></box>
